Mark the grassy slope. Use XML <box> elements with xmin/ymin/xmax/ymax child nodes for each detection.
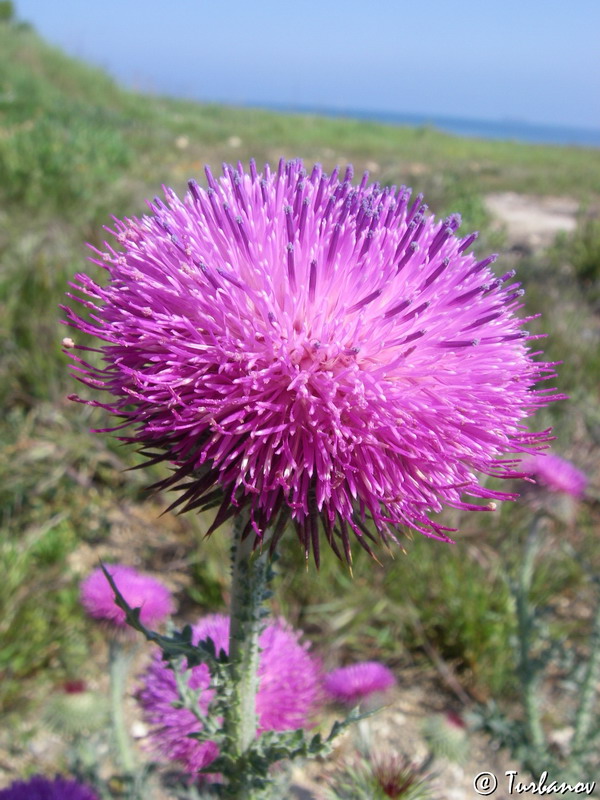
<box><xmin>1</xmin><ymin>19</ymin><xmax>599</xmax><ymax>723</ymax></box>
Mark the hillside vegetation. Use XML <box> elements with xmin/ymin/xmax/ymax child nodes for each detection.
<box><xmin>1</xmin><ymin>14</ymin><xmax>599</xmax><ymax>759</ymax></box>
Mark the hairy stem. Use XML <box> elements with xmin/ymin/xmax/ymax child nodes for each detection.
<box><xmin>223</xmin><ymin>515</ymin><xmax>270</xmax><ymax>796</ymax></box>
<box><xmin>515</xmin><ymin>521</ymin><xmax>548</xmax><ymax>773</ymax></box>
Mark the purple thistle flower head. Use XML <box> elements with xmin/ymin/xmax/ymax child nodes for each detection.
<box><xmin>80</xmin><ymin>564</ymin><xmax>173</xmax><ymax>631</ymax></box>
<box><xmin>65</xmin><ymin>159</ymin><xmax>560</xmax><ymax>563</ymax></box>
<box><xmin>0</xmin><ymin>775</ymin><xmax>99</xmax><ymax>800</ymax></box>
<box><xmin>523</xmin><ymin>453</ymin><xmax>587</xmax><ymax>498</ymax></box>
<box><xmin>324</xmin><ymin>661</ymin><xmax>396</xmax><ymax>705</ymax></box>
<box><xmin>136</xmin><ymin>613</ymin><xmax>322</xmax><ymax>774</ymax></box>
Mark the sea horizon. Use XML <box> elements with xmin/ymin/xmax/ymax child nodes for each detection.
<box><xmin>242</xmin><ymin>102</ymin><xmax>600</xmax><ymax>149</ymax></box>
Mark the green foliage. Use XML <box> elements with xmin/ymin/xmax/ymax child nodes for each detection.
<box><xmin>385</xmin><ymin>539</ymin><xmax>517</xmax><ymax>694</ymax></box>
<box><xmin>0</xmin><ymin>108</ymin><xmax>131</xmax><ymax>212</ymax></box>
<box><xmin>0</xmin><ymin>26</ymin><xmax>134</xmax><ymax>220</ymax></box>
<box><xmin>276</xmin><ymin>535</ymin><xmax>518</xmax><ymax>697</ymax></box>
<box><xmin>0</xmin><ymin>1</ymin><xmax>14</xmax><ymax>23</ymax></box>
<box><xmin>571</xmin><ymin>218</ymin><xmax>600</xmax><ymax>285</ymax></box>
<box><xmin>0</xmin><ymin>527</ymin><xmax>88</xmax><ymax>709</ymax></box>
<box><xmin>473</xmin><ymin>529</ymin><xmax>600</xmax><ymax>781</ymax></box>
<box><xmin>549</xmin><ymin>217</ymin><xmax>600</xmax><ymax>307</ymax></box>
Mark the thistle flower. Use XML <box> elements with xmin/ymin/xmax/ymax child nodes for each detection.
<box><xmin>0</xmin><ymin>776</ymin><xmax>99</xmax><ymax>800</ymax></box>
<box><xmin>80</xmin><ymin>564</ymin><xmax>173</xmax><ymax>631</ymax></box>
<box><xmin>323</xmin><ymin>752</ymin><xmax>431</xmax><ymax>800</ymax></box>
<box><xmin>136</xmin><ymin>613</ymin><xmax>321</xmax><ymax>773</ymax></box>
<box><xmin>65</xmin><ymin>159</ymin><xmax>559</xmax><ymax>563</ymax></box>
<box><xmin>324</xmin><ymin>661</ymin><xmax>396</xmax><ymax>705</ymax></box>
<box><xmin>421</xmin><ymin>711</ymin><xmax>469</xmax><ymax>764</ymax></box>
<box><xmin>523</xmin><ymin>452</ymin><xmax>587</xmax><ymax>498</ymax></box>
<box><xmin>44</xmin><ymin>680</ymin><xmax>108</xmax><ymax>736</ymax></box>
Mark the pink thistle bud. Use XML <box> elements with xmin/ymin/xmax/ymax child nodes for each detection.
<box><xmin>524</xmin><ymin>452</ymin><xmax>587</xmax><ymax>498</ymax></box>
<box><xmin>324</xmin><ymin>661</ymin><xmax>396</xmax><ymax>705</ymax></box>
<box><xmin>80</xmin><ymin>564</ymin><xmax>173</xmax><ymax>632</ymax></box>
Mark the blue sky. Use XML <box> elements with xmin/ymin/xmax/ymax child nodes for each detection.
<box><xmin>16</xmin><ymin>0</ymin><xmax>600</xmax><ymax>130</ymax></box>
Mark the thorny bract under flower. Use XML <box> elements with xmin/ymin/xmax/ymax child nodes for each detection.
<box><xmin>65</xmin><ymin>159</ymin><xmax>560</xmax><ymax>563</ymax></box>
<box><xmin>136</xmin><ymin>613</ymin><xmax>322</xmax><ymax>774</ymax></box>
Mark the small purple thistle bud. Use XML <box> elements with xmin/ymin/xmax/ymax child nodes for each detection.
<box><xmin>80</xmin><ymin>564</ymin><xmax>173</xmax><ymax>634</ymax></box>
<box><xmin>324</xmin><ymin>661</ymin><xmax>396</xmax><ymax>705</ymax></box>
<box><xmin>523</xmin><ymin>453</ymin><xmax>587</xmax><ymax>498</ymax></box>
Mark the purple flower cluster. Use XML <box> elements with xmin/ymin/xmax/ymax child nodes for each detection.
<box><xmin>524</xmin><ymin>453</ymin><xmax>587</xmax><ymax>498</ymax></box>
<box><xmin>324</xmin><ymin>661</ymin><xmax>395</xmax><ymax>704</ymax></box>
<box><xmin>0</xmin><ymin>776</ymin><xmax>98</xmax><ymax>800</ymax></box>
<box><xmin>136</xmin><ymin>614</ymin><xmax>321</xmax><ymax>773</ymax></box>
<box><xmin>80</xmin><ymin>564</ymin><xmax>173</xmax><ymax>630</ymax></box>
<box><xmin>65</xmin><ymin>159</ymin><xmax>558</xmax><ymax>562</ymax></box>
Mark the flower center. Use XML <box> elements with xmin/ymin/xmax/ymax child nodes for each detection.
<box><xmin>289</xmin><ymin>339</ymin><xmax>360</xmax><ymax>374</ymax></box>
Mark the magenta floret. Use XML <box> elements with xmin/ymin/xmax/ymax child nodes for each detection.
<box><xmin>80</xmin><ymin>564</ymin><xmax>173</xmax><ymax>629</ymax></box>
<box><xmin>136</xmin><ymin>613</ymin><xmax>321</xmax><ymax>774</ymax></box>
<box><xmin>65</xmin><ymin>159</ymin><xmax>560</xmax><ymax>563</ymax></box>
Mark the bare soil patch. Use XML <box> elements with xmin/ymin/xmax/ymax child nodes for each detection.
<box><xmin>484</xmin><ymin>193</ymin><xmax>578</xmax><ymax>251</ymax></box>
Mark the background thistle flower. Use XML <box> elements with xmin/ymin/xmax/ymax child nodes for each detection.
<box><xmin>80</xmin><ymin>564</ymin><xmax>173</xmax><ymax>633</ymax></box>
<box><xmin>523</xmin><ymin>452</ymin><xmax>587</xmax><ymax>498</ymax></box>
<box><xmin>322</xmin><ymin>751</ymin><xmax>431</xmax><ymax>800</ymax></box>
<box><xmin>421</xmin><ymin>711</ymin><xmax>469</xmax><ymax>764</ymax></box>
<box><xmin>324</xmin><ymin>661</ymin><xmax>396</xmax><ymax>706</ymax></box>
<box><xmin>65</xmin><ymin>159</ymin><xmax>560</xmax><ymax>563</ymax></box>
<box><xmin>43</xmin><ymin>681</ymin><xmax>108</xmax><ymax>737</ymax></box>
<box><xmin>136</xmin><ymin>613</ymin><xmax>322</xmax><ymax>774</ymax></box>
<box><xmin>0</xmin><ymin>775</ymin><xmax>99</xmax><ymax>800</ymax></box>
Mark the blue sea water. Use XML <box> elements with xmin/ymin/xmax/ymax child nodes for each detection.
<box><xmin>256</xmin><ymin>103</ymin><xmax>600</xmax><ymax>149</ymax></box>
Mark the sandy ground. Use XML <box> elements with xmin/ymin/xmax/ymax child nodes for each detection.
<box><xmin>483</xmin><ymin>193</ymin><xmax>578</xmax><ymax>251</ymax></box>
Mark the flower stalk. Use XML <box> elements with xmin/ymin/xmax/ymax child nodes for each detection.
<box><xmin>571</xmin><ymin>578</ymin><xmax>600</xmax><ymax>763</ymax></box>
<box><xmin>108</xmin><ymin>639</ymin><xmax>136</xmax><ymax>775</ymax></box>
<box><xmin>515</xmin><ymin>520</ymin><xmax>548</xmax><ymax>773</ymax></box>
<box><xmin>223</xmin><ymin>515</ymin><xmax>270</xmax><ymax>794</ymax></box>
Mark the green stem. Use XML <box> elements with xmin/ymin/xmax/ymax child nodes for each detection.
<box><xmin>515</xmin><ymin>521</ymin><xmax>548</xmax><ymax>772</ymax></box>
<box><xmin>108</xmin><ymin>639</ymin><xmax>136</xmax><ymax>774</ymax></box>
<box><xmin>223</xmin><ymin>514</ymin><xmax>270</xmax><ymax>790</ymax></box>
<box><xmin>571</xmin><ymin>581</ymin><xmax>600</xmax><ymax>761</ymax></box>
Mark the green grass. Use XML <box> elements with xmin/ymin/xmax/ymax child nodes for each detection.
<box><xmin>0</xmin><ymin>15</ymin><xmax>599</xmax><ymax>732</ymax></box>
